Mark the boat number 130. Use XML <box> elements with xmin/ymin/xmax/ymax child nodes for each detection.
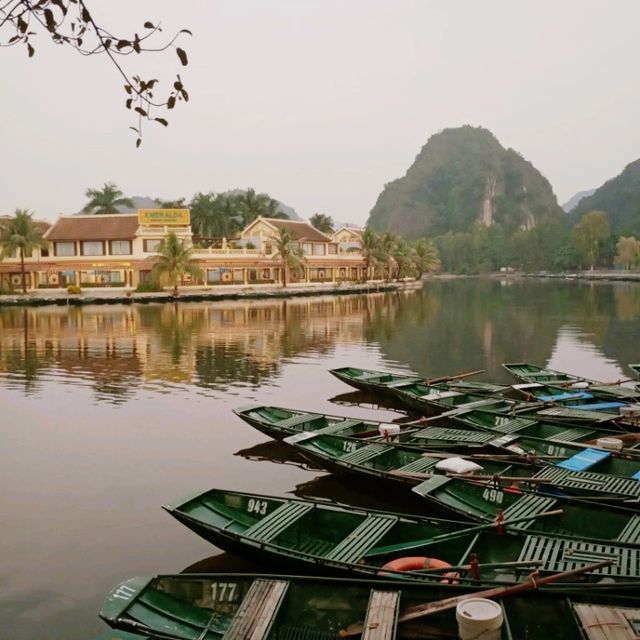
<box><xmin>247</xmin><ymin>498</ymin><xmax>268</xmax><ymax>515</ymax></box>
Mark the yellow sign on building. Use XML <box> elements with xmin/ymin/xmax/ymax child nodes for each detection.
<box><xmin>138</xmin><ymin>209</ymin><xmax>190</xmax><ymax>226</ymax></box>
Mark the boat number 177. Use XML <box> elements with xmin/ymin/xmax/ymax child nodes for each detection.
<box><xmin>211</xmin><ymin>582</ymin><xmax>238</xmax><ymax>602</ymax></box>
<box><xmin>247</xmin><ymin>498</ymin><xmax>268</xmax><ymax>515</ymax></box>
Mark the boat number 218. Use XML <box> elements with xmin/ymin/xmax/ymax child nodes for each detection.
<box><xmin>247</xmin><ymin>498</ymin><xmax>268</xmax><ymax>515</ymax></box>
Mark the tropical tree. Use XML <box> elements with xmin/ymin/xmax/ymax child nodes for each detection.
<box><xmin>571</xmin><ymin>210</ymin><xmax>610</xmax><ymax>270</ymax></box>
<box><xmin>412</xmin><ymin>238</ymin><xmax>441</xmax><ymax>275</ymax></box>
<box><xmin>0</xmin><ymin>209</ymin><xmax>47</xmax><ymax>294</ymax></box>
<box><xmin>309</xmin><ymin>213</ymin><xmax>334</xmax><ymax>234</ymax></box>
<box><xmin>189</xmin><ymin>192</ymin><xmax>240</xmax><ymax>241</ymax></box>
<box><xmin>361</xmin><ymin>229</ymin><xmax>383</xmax><ymax>280</ymax></box>
<box><xmin>151</xmin><ymin>232</ymin><xmax>204</xmax><ymax>296</ymax></box>
<box><xmin>82</xmin><ymin>182</ymin><xmax>134</xmax><ymax>214</ymax></box>
<box><xmin>155</xmin><ymin>197</ymin><xmax>187</xmax><ymax>209</ymax></box>
<box><xmin>614</xmin><ymin>236</ymin><xmax>640</xmax><ymax>270</ymax></box>
<box><xmin>273</xmin><ymin>227</ymin><xmax>305</xmax><ymax>288</ymax></box>
<box><xmin>238</xmin><ymin>189</ymin><xmax>286</xmax><ymax>226</ymax></box>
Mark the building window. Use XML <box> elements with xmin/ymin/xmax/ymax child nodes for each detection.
<box><xmin>55</xmin><ymin>242</ymin><xmax>76</xmax><ymax>257</ymax></box>
<box><xmin>302</xmin><ymin>243</ymin><xmax>312</xmax><ymax>256</ymax></box>
<box><xmin>144</xmin><ymin>239</ymin><xmax>163</xmax><ymax>253</ymax></box>
<box><xmin>314</xmin><ymin>244</ymin><xmax>324</xmax><ymax>256</ymax></box>
<box><xmin>110</xmin><ymin>240</ymin><xmax>131</xmax><ymax>255</ymax></box>
<box><xmin>328</xmin><ymin>244</ymin><xmax>337</xmax><ymax>255</ymax></box>
<box><xmin>264</xmin><ymin>243</ymin><xmax>272</xmax><ymax>255</ymax></box>
<box><xmin>41</xmin><ymin>246</ymin><xmax>49</xmax><ymax>257</ymax></box>
<box><xmin>81</xmin><ymin>241</ymin><xmax>104</xmax><ymax>256</ymax></box>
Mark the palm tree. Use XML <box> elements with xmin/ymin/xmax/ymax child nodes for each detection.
<box><xmin>412</xmin><ymin>238</ymin><xmax>441</xmax><ymax>275</ymax></box>
<box><xmin>309</xmin><ymin>213</ymin><xmax>334</xmax><ymax>234</ymax></box>
<box><xmin>82</xmin><ymin>182</ymin><xmax>134</xmax><ymax>214</ymax></box>
<box><xmin>151</xmin><ymin>232</ymin><xmax>204</xmax><ymax>296</ymax></box>
<box><xmin>0</xmin><ymin>209</ymin><xmax>47</xmax><ymax>293</ymax></box>
<box><xmin>273</xmin><ymin>227</ymin><xmax>305</xmax><ymax>288</ymax></box>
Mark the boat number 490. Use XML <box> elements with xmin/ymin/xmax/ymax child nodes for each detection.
<box><xmin>482</xmin><ymin>488</ymin><xmax>504</xmax><ymax>505</ymax></box>
<box><xmin>211</xmin><ymin>582</ymin><xmax>238</xmax><ymax>602</ymax></box>
<box><xmin>247</xmin><ymin>498</ymin><xmax>268</xmax><ymax>515</ymax></box>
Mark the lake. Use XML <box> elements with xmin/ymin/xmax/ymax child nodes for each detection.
<box><xmin>1</xmin><ymin>278</ymin><xmax>639</xmax><ymax>638</ymax></box>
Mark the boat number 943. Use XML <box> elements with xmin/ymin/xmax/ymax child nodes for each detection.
<box><xmin>482</xmin><ymin>488</ymin><xmax>504</xmax><ymax>505</ymax></box>
<box><xmin>211</xmin><ymin>582</ymin><xmax>238</xmax><ymax>602</ymax></box>
<box><xmin>247</xmin><ymin>498</ymin><xmax>268</xmax><ymax>515</ymax></box>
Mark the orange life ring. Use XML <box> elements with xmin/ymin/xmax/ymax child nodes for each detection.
<box><xmin>381</xmin><ymin>556</ymin><xmax>459</xmax><ymax>584</ymax></box>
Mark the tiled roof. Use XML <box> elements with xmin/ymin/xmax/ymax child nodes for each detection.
<box><xmin>265</xmin><ymin>219</ymin><xmax>331</xmax><ymax>242</ymax></box>
<box><xmin>46</xmin><ymin>215</ymin><xmax>139</xmax><ymax>241</ymax></box>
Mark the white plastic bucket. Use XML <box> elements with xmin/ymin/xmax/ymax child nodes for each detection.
<box><xmin>456</xmin><ymin>598</ymin><xmax>503</xmax><ymax>640</ymax></box>
<box><xmin>378</xmin><ymin>424</ymin><xmax>401</xmax><ymax>439</ymax></box>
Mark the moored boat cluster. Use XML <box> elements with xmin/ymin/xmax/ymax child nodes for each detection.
<box><xmin>97</xmin><ymin>362</ymin><xmax>640</xmax><ymax>639</ymax></box>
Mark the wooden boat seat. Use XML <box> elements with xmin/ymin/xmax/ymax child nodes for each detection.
<box><xmin>412</xmin><ymin>475</ymin><xmax>452</xmax><ymax>496</ymax></box>
<box><xmin>244</xmin><ymin>502</ymin><xmax>314</xmax><ymax>542</ymax></box>
<box><xmin>517</xmin><ymin>535</ymin><xmax>638</xmax><ymax>578</ymax></box>
<box><xmin>356</xmin><ymin>372</ymin><xmax>386</xmax><ymax>381</ymax></box>
<box><xmin>362</xmin><ymin>590</ymin><xmax>401</xmax><ymax>640</ymax></box>
<box><xmin>557</xmin><ymin>448</ymin><xmax>611</xmax><ymax>472</ymax></box>
<box><xmin>502</xmin><ymin>495</ymin><xmax>557</xmax><ymax>529</ymax></box>
<box><xmin>324</xmin><ymin>515</ymin><xmax>398</xmax><ymax>564</ymax></box>
<box><xmin>393</xmin><ymin>456</ymin><xmax>438</xmax><ymax>475</ymax></box>
<box><xmin>490</xmin><ymin>417</ymin><xmax>538</xmax><ymax>434</ymax></box>
<box><xmin>537</xmin><ymin>407</ymin><xmax>613</xmax><ymax>422</ymax></box>
<box><xmin>386</xmin><ymin>378</ymin><xmax>423</xmax><ymax>388</ymax></box>
<box><xmin>551</xmin><ymin>427</ymin><xmax>594</xmax><ymax>442</ymax></box>
<box><xmin>420</xmin><ymin>390</ymin><xmax>463</xmax><ymax>401</ymax></box>
<box><xmin>535</xmin><ymin>466</ymin><xmax>640</xmax><ymax>498</ymax></box>
<box><xmin>222</xmin><ymin>578</ymin><xmax>289</xmax><ymax>640</ymax></box>
<box><xmin>338</xmin><ymin>443</ymin><xmax>387</xmax><ymax>465</ymax></box>
<box><xmin>616</xmin><ymin>515</ymin><xmax>640</xmax><ymax>544</ymax></box>
<box><xmin>277</xmin><ymin>413</ymin><xmax>324</xmax><ymax>430</ymax></box>
<box><xmin>317</xmin><ymin>419</ymin><xmax>365</xmax><ymax>435</ymax></box>
<box><xmin>574</xmin><ymin>604</ymin><xmax>640</xmax><ymax>640</ymax></box>
<box><xmin>411</xmin><ymin>426</ymin><xmax>494</xmax><ymax>443</ymax></box>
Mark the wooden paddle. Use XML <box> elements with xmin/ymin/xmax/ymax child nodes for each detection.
<box><xmin>424</xmin><ymin>369</ymin><xmax>485</xmax><ymax>385</ymax></box>
<box><xmin>339</xmin><ymin>560</ymin><xmax>613</xmax><ymax>637</ymax></box>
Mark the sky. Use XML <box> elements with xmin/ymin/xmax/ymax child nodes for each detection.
<box><xmin>1</xmin><ymin>0</ymin><xmax>640</xmax><ymax>226</ymax></box>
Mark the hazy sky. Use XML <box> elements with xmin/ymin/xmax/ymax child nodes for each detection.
<box><xmin>2</xmin><ymin>1</ymin><xmax>639</xmax><ymax>226</ymax></box>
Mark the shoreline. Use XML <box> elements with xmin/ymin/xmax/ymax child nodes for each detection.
<box><xmin>0</xmin><ymin>279</ymin><xmax>423</xmax><ymax>308</ymax></box>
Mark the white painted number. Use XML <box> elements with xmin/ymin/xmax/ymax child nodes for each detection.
<box><xmin>342</xmin><ymin>441</ymin><xmax>358</xmax><ymax>453</ymax></box>
<box><xmin>482</xmin><ymin>488</ymin><xmax>504</xmax><ymax>505</ymax></box>
<box><xmin>247</xmin><ymin>498</ymin><xmax>268</xmax><ymax>515</ymax></box>
<box><xmin>211</xmin><ymin>582</ymin><xmax>238</xmax><ymax>602</ymax></box>
<box><xmin>112</xmin><ymin>584</ymin><xmax>136</xmax><ymax>601</ymax></box>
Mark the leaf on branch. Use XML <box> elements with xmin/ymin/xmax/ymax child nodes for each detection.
<box><xmin>136</xmin><ymin>138</ymin><xmax>141</xmax><ymax>148</ymax></box>
<box><xmin>51</xmin><ymin>0</ymin><xmax>68</xmax><ymax>16</ymax></box>
<box><xmin>81</xmin><ymin>6</ymin><xmax>91</xmax><ymax>23</ymax></box>
<box><xmin>144</xmin><ymin>21</ymin><xmax>155</xmax><ymax>29</ymax></box>
<box><xmin>155</xmin><ymin>118</ymin><xmax>168</xmax><ymax>127</ymax></box>
<box><xmin>44</xmin><ymin>9</ymin><xmax>56</xmax><ymax>33</ymax></box>
<box><xmin>126</xmin><ymin>98</ymin><xmax>133</xmax><ymax>109</ymax></box>
<box><xmin>17</xmin><ymin>17</ymin><xmax>27</xmax><ymax>34</ymax></box>
<box><xmin>180</xmin><ymin>29</ymin><xmax>193</xmax><ymax>36</ymax></box>
<box><xmin>124</xmin><ymin>84</ymin><xmax>132</xmax><ymax>95</ymax></box>
<box><xmin>27</xmin><ymin>43</ymin><xmax>34</xmax><ymax>58</ymax></box>
<box><xmin>9</xmin><ymin>35</ymin><xmax>21</xmax><ymax>44</ymax></box>
<box><xmin>129</xmin><ymin>127</ymin><xmax>139</xmax><ymax>133</ymax></box>
<box><xmin>176</xmin><ymin>47</ymin><xmax>188</xmax><ymax>66</ymax></box>
<box><xmin>181</xmin><ymin>89</ymin><xmax>189</xmax><ymax>102</ymax></box>
<box><xmin>134</xmin><ymin>107</ymin><xmax>148</xmax><ymax>117</ymax></box>
<box><xmin>116</xmin><ymin>39</ymin><xmax>131</xmax><ymax>50</ymax></box>
<box><xmin>104</xmin><ymin>38</ymin><xmax>111</xmax><ymax>49</ymax></box>
<box><xmin>133</xmin><ymin>34</ymin><xmax>141</xmax><ymax>54</ymax></box>
<box><xmin>167</xmin><ymin>95</ymin><xmax>176</xmax><ymax>109</ymax></box>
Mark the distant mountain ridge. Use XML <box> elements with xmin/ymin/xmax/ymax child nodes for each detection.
<box><xmin>568</xmin><ymin>160</ymin><xmax>640</xmax><ymax>235</ymax></box>
<box><xmin>367</xmin><ymin>126</ymin><xmax>562</xmax><ymax>239</ymax></box>
<box><xmin>562</xmin><ymin>189</ymin><xmax>595</xmax><ymax>213</ymax></box>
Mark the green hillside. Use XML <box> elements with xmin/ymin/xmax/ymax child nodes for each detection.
<box><xmin>568</xmin><ymin>159</ymin><xmax>640</xmax><ymax>235</ymax></box>
<box><xmin>367</xmin><ymin>126</ymin><xmax>562</xmax><ymax>238</ymax></box>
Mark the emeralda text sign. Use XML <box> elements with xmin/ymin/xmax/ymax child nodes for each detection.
<box><xmin>138</xmin><ymin>209</ymin><xmax>190</xmax><ymax>226</ymax></box>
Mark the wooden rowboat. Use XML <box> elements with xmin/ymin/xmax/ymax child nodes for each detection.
<box><xmin>503</xmin><ymin>362</ymin><xmax>640</xmax><ymax>401</ymax></box>
<box><xmin>99</xmin><ymin>572</ymin><xmax>640</xmax><ymax>640</ymax></box>
<box><xmin>164</xmin><ymin>488</ymin><xmax>640</xmax><ymax>586</ymax></box>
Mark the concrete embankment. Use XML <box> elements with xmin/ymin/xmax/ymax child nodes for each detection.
<box><xmin>0</xmin><ymin>280</ymin><xmax>422</xmax><ymax>308</ymax></box>
<box><xmin>524</xmin><ymin>271</ymin><xmax>640</xmax><ymax>283</ymax></box>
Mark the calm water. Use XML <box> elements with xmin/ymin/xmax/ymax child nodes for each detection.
<box><xmin>1</xmin><ymin>278</ymin><xmax>639</xmax><ymax>638</ymax></box>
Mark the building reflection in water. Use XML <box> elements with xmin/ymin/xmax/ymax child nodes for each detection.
<box><xmin>0</xmin><ymin>292</ymin><xmax>410</xmax><ymax>403</ymax></box>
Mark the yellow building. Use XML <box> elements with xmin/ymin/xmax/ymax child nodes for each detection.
<box><xmin>0</xmin><ymin>212</ymin><xmax>366</xmax><ymax>291</ymax></box>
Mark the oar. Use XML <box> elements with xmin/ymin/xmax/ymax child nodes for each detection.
<box><xmin>389</xmin><ymin>470</ymin><xmax>556</xmax><ymax>484</ymax></box>
<box><xmin>414</xmin><ymin>559</ymin><xmax>543</xmax><ymax>574</ymax></box>
<box><xmin>339</xmin><ymin>559</ymin><xmax>613</xmax><ymax>637</ymax></box>
<box><xmin>363</xmin><ymin>509</ymin><xmax>563</xmax><ymax>559</ymax></box>
<box><xmin>425</xmin><ymin>370</ymin><xmax>485</xmax><ymax>385</ymax></box>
